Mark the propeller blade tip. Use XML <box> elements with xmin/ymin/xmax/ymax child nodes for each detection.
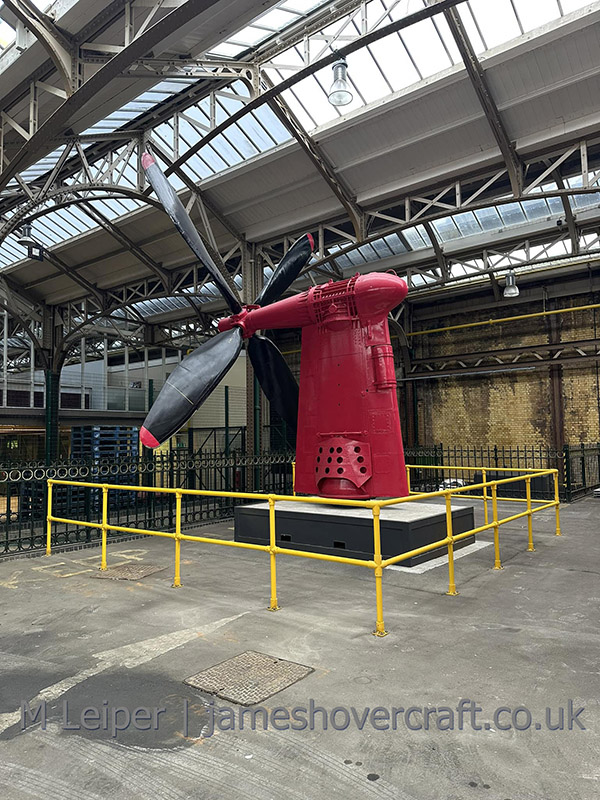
<box><xmin>306</xmin><ymin>232</ymin><xmax>315</xmax><ymax>251</ymax></box>
<box><xmin>141</xmin><ymin>152</ymin><xmax>156</xmax><ymax>171</ymax></box>
<box><xmin>140</xmin><ymin>426</ymin><xmax>160</xmax><ymax>448</ymax></box>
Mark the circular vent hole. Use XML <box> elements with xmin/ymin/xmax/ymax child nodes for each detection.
<box><xmin>337</xmin><ymin>467</ymin><xmax>344</xmax><ymax>474</ymax></box>
<box><xmin>360</xmin><ymin>466</ymin><xmax>367</xmax><ymax>474</ymax></box>
<box><xmin>317</xmin><ymin>456</ymin><xmax>320</xmax><ymax>463</ymax></box>
<box><xmin>357</xmin><ymin>456</ymin><xmax>364</xmax><ymax>463</ymax></box>
<box><xmin>325</xmin><ymin>467</ymin><xmax>330</xmax><ymax>474</ymax></box>
<box><xmin>327</xmin><ymin>457</ymin><xmax>332</xmax><ymax>463</ymax></box>
<box><xmin>315</xmin><ymin>467</ymin><xmax>319</xmax><ymax>472</ymax></box>
<box><xmin>354</xmin><ymin>446</ymin><xmax>361</xmax><ymax>453</ymax></box>
<box><xmin>337</xmin><ymin>456</ymin><xmax>343</xmax><ymax>463</ymax></box>
<box><xmin>336</xmin><ymin>447</ymin><xmax>343</xmax><ymax>453</ymax></box>
<box><xmin>329</xmin><ymin>447</ymin><xmax>334</xmax><ymax>453</ymax></box>
<box><xmin>319</xmin><ymin>447</ymin><xmax>323</xmax><ymax>453</ymax></box>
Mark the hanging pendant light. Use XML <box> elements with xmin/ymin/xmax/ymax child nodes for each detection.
<box><xmin>503</xmin><ymin>269</ymin><xmax>520</xmax><ymax>298</ymax></box>
<box><xmin>328</xmin><ymin>58</ymin><xmax>353</xmax><ymax>107</ymax></box>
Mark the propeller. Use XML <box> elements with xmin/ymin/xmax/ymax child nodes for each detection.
<box><xmin>142</xmin><ymin>152</ymin><xmax>242</xmax><ymax>315</ymax></box>
<box><xmin>140</xmin><ymin>328</ymin><xmax>243</xmax><ymax>447</ymax></box>
<box><xmin>247</xmin><ymin>335</ymin><xmax>299</xmax><ymax>431</ymax></box>
<box><xmin>255</xmin><ymin>233</ymin><xmax>314</xmax><ymax>307</ymax></box>
<box><xmin>139</xmin><ymin>153</ymin><xmax>313</xmax><ymax>448</ymax></box>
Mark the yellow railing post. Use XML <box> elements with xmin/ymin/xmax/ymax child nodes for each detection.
<box><xmin>292</xmin><ymin>462</ymin><xmax>296</xmax><ymax>496</ymax></box>
<box><xmin>268</xmin><ymin>496</ymin><xmax>279</xmax><ymax>610</ymax></box>
<box><xmin>445</xmin><ymin>492</ymin><xmax>458</xmax><ymax>596</ymax></box>
<box><xmin>482</xmin><ymin>468</ymin><xmax>489</xmax><ymax>527</ymax></box>
<box><xmin>405</xmin><ymin>465</ymin><xmax>411</xmax><ymax>493</ymax></box>
<box><xmin>553</xmin><ymin>470</ymin><xmax>562</xmax><ymax>536</ymax></box>
<box><xmin>173</xmin><ymin>490</ymin><xmax>182</xmax><ymax>587</ymax></box>
<box><xmin>526</xmin><ymin>477</ymin><xmax>535</xmax><ymax>552</ymax></box>
<box><xmin>46</xmin><ymin>480</ymin><xmax>53</xmax><ymax>556</ymax></box>
<box><xmin>372</xmin><ymin>504</ymin><xmax>388</xmax><ymax>636</ymax></box>
<box><xmin>100</xmin><ymin>485</ymin><xmax>108</xmax><ymax>571</ymax></box>
<box><xmin>492</xmin><ymin>483</ymin><xmax>502</xmax><ymax>570</ymax></box>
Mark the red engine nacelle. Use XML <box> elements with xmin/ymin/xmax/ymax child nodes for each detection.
<box><xmin>219</xmin><ymin>272</ymin><xmax>409</xmax><ymax>499</ymax></box>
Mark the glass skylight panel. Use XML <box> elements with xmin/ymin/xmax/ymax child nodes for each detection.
<box><xmin>452</xmin><ymin>210</ymin><xmax>482</xmax><ymax>236</ymax></box>
<box><xmin>346</xmin><ymin>47</ymin><xmax>393</xmax><ymax>102</ymax></box>
<box><xmin>230</xmin><ymin>26</ymin><xmax>268</xmax><ymax>47</ymax></box>
<box><xmin>431</xmin><ymin>217</ymin><xmax>461</xmax><ymax>242</ymax></box>
<box><xmin>474</xmin><ymin>207</ymin><xmax>503</xmax><ymax>231</ymax></box>
<box><xmin>369</xmin><ymin>239</ymin><xmax>392</xmax><ymax>258</ymax></box>
<box><xmin>282</xmin><ymin>0</ymin><xmax>324</xmax><ymax>13</ymax></box>
<box><xmin>243</xmin><ymin>107</ymin><xmax>287</xmax><ymax>147</ymax></box>
<box><xmin>400</xmin><ymin>18</ymin><xmax>453</xmax><ymax>78</ymax></box>
<box><xmin>429</xmin><ymin>13</ymin><xmax>461</xmax><ymax>64</ymax></box>
<box><xmin>402</xmin><ymin>226</ymin><xmax>429</xmax><ymax>250</ymax></box>
<box><xmin>0</xmin><ymin>19</ymin><xmax>15</xmax><ymax>50</ymax></box>
<box><xmin>521</xmin><ymin>197</ymin><xmax>551</xmax><ymax>220</ymax></box>
<box><xmin>465</xmin><ymin>0</ymin><xmax>521</xmax><ymax>51</ymax></box>
<box><xmin>257</xmin><ymin>7</ymin><xmax>300</xmax><ymax>29</ymax></box>
<box><xmin>207</xmin><ymin>42</ymin><xmax>248</xmax><ymax>58</ymax></box>
<box><xmin>383</xmin><ymin>232</ymin><xmax>408</xmax><ymax>254</ymax></box>
<box><xmin>498</xmin><ymin>202</ymin><xmax>527</xmax><ymax>225</ymax></box>
<box><xmin>559</xmin><ymin>0</ymin><xmax>593</xmax><ymax>12</ymax></box>
<box><xmin>511</xmin><ymin>0</ymin><xmax>561</xmax><ymax>32</ymax></box>
<box><xmin>570</xmin><ymin>192</ymin><xmax>600</xmax><ymax>210</ymax></box>
<box><xmin>366</xmin><ymin>34</ymin><xmax>421</xmax><ymax>92</ymax></box>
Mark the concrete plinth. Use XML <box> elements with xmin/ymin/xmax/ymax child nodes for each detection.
<box><xmin>234</xmin><ymin>500</ymin><xmax>475</xmax><ymax>565</ymax></box>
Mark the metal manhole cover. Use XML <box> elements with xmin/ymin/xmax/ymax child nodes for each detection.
<box><xmin>96</xmin><ymin>564</ymin><xmax>166</xmax><ymax>580</ymax></box>
<box><xmin>184</xmin><ymin>650</ymin><xmax>314</xmax><ymax>705</ymax></box>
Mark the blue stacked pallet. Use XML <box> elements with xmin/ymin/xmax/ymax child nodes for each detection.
<box><xmin>70</xmin><ymin>426</ymin><xmax>139</xmax><ymax>511</ymax></box>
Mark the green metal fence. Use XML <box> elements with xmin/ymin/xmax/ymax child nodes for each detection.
<box><xmin>1</xmin><ymin>441</ymin><xmax>598</xmax><ymax>558</ymax></box>
<box><xmin>0</xmin><ymin>451</ymin><xmax>293</xmax><ymax>556</ymax></box>
<box><xmin>404</xmin><ymin>444</ymin><xmax>563</xmax><ymax>500</ymax></box>
<box><xmin>563</xmin><ymin>443</ymin><xmax>600</xmax><ymax>501</ymax></box>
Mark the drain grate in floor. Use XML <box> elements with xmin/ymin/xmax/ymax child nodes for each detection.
<box><xmin>184</xmin><ymin>650</ymin><xmax>314</xmax><ymax>705</ymax></box>
<box><xmin>95</xmin><ymin>564</ymin><xmax>166</xmax><ymax>581</ymax></box>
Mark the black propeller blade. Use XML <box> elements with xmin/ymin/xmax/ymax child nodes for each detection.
<box><xmin>246</xmin><ymin>234</ymin><xmax>313</xmax><ymax>433</ymax></box>
<box><xmin>254</xmin><ymin>233</ymin><xmax>314</xmax><ymax>307</ymax></box>
<box><xmin>247</xmin><ymin>335</ymin><xmax>299</xmax><ymax>432</ymax></box>
<box><xmin>142</xmin><ymin>152</ymin><xmax>242</xmax><ymax>314</ymax></box>
<box><xmin>140</xmin><ymin>328</ymin><xmax>243</xmax><ymax>448</ymax></box>
<box><xmin>140</xmin><ymin>162</ymin><xmax>312</xmax><ymax>448</ymax></box>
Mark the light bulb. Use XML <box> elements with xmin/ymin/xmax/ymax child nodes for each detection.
<box><xmin>328</xmin><ymin>59</ymin><xmax>353</xmax><ymax>106</ymax></box>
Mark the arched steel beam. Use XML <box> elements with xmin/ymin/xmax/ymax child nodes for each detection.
<box><xmin>79</xmin><ymin>201</ymin><xmax>171</xmax><ymax>288</ymax></box>
<box><xmin>0</xmin><ymin>299</ymin><xmax>47</xmax><ymax>369</ymax></box>
<box><xmin>0</xmin><ymin>0</ymin><xmax>225</xmax><ymax>191</ymax></box>
<box><xmin>2</xmin><ymin>0</ymin><xmax>76</xmax><ymax>96</ymax></box>
<box><xmin>163</xmin><ymin>0</ymin><xmax>468</xmax><ymax>179</ymax></box>
<box><xmin>42</xmin><ymin>250</ymin><xmax>106</xmax><ymax>306</ymax></box>
<box><xmin>299</xmin><ymin>186</ymin><xmax>600</xmax><ymax>276</ymax></box>
<box><xmin>423</xmin><ymin>221</ymin><xmax>448</xmax><ymax>281</ymax></box>
<box><xmin>59</xmin><ymin>295</ymin><xmax>215</xmax><ymax>350</ymax></box>
<box><xmin>0</xmin><ymin>185</ymin><xmax>164</xmax><ymax>246</ymax></box>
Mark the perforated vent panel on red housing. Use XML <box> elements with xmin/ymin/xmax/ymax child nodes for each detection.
<box><xmin>315</xmin><ymin>437</ymin><xmax>372</xmax><ymax>489</ymax></box>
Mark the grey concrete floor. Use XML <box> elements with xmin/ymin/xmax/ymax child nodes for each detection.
<box><xmin>0</xmin><ymin>496</ymin><xmax>598</xmax><ymax>799</ymax></box>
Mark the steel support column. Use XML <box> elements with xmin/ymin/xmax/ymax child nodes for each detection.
<box><xmin>44</xmin><ymin>369</ymin><xmax>60</xmax><ymax>463</ymax></box>
<box><xmin>548</xmin><ymin>302</ymin><xmax>566</xmax><ymax>481</ymax></box>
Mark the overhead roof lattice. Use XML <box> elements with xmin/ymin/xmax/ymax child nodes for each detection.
<box><xmin>0</xmin><ymin>0</ymin><xmax>599</xmax><ymax>317</ymax></box>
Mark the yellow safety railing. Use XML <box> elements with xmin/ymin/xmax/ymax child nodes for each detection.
<box><xmin>46</xmin><ymin>465</ymin><xmax>562</xmax><ymax>637</ymax></box>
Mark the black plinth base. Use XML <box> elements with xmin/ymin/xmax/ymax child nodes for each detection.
<box><xmin>234</xmin><ymin>501</ymin><xmax>475</xmax><ymax>567</ymax></box>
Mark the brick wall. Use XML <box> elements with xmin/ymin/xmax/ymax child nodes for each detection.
<box><xmin>410</xmin><ymin>297</ymin><xmax>600</xmax><ymax>447</ymax></box>
<box><xmin>275</xmin><ymin>298</ymin><xmax>600</xmax><ymax>448</ymax></box>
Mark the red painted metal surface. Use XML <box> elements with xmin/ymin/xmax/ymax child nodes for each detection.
<box><xmin>219</xmin><ymin>272</ymin><xmax>409</xmax><ymax>499</ymax></box>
